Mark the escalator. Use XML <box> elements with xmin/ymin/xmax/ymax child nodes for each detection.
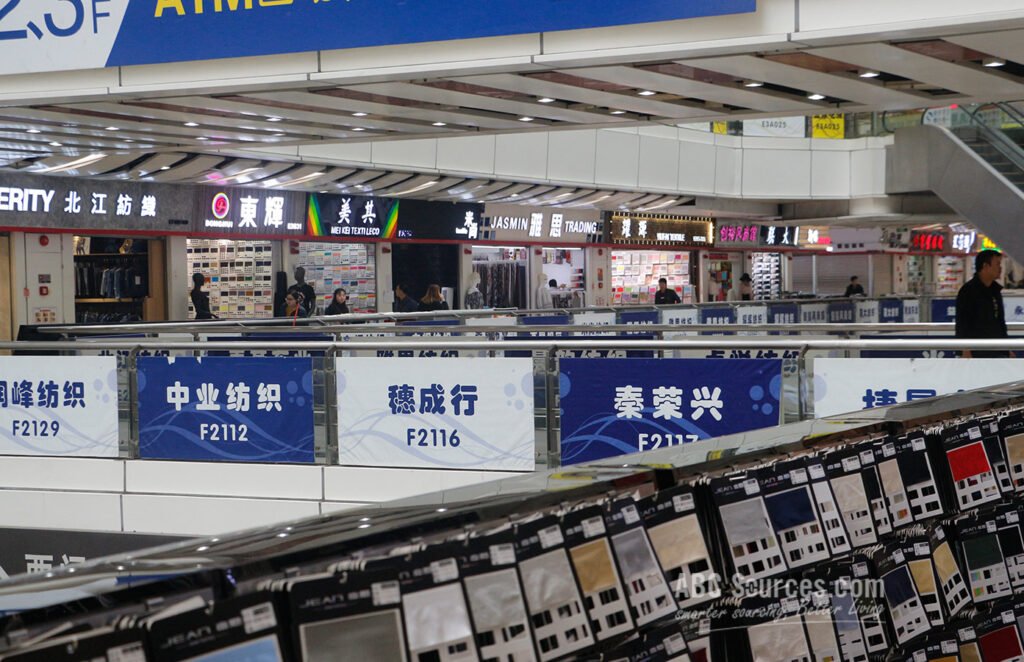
<box><xmin>888</xmin><ymin>102</ymin><xmax>1024</xmax><ymax>259</ymax></box>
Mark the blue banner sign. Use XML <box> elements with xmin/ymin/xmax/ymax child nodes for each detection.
<box><xmin>138</xmin><ymin>357</ymin><xmax>315</xmax><ymax>463</ymax></box>
<box><xmin>932</xmin><ymin>299</ymin><xmax>957</xmax><ymax>323</ymax></box>
<box><xmin>699</xmin><ymin>306</ymin><xmax>735</xmax><ymax>335</ymax></box>
<box><xmin>768</xmin><ymin>303</ymin><xmax>798</xmax><ymax>325</ymax></box>
<box><xmin>559</xmin><ymin>358</ymin><xmax>783</xmax><ymax>465</ymax></box>
<box><xmin>0</xmin><ymin>1</ymin><xmax>756</xmax><ymax>76</ymax></box>
<box><xmin>879</xmin><ymin>298</ymin><xmax>904</xmax><ymax>323</ymax></box>
<box><xmin>827</xmin><ymin>301</ymin><xmax>855</xmax><ymax>324</ymax></box>
<box><xmin>620</xmin><ymin>310</ymin><xmax>660</xmax><ymax>326</ymax></box>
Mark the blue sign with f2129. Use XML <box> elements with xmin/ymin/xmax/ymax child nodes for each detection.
<box><xmin>137</xmin><ymin>357</ymin><xmax>315</xmax><ymax>463</ymax></box>
<box><xmin>559</xmin><ymin>358</ymin><xmax>782</xmax><ymax>465</ymax></box>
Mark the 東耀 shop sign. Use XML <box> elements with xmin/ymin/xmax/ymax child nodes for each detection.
<box><xmin>609</xmin><ymin>213</ymin><xmax>715</xmax><ymax>248</ymax></box>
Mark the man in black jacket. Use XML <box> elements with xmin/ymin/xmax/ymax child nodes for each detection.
<box><xmin>291</xmin><ymin>267</ymin><xmax>317</xmax><ymax>317</ymax></box>
<box><xmin>654</xmin><ymin>277</ymin><xmax>681</xmax><ymax>305</ymax></box>
<box><xmin>956</xmin><ymin>249</ymin><xmax>1010</xmax><ymax>358</ymax></box>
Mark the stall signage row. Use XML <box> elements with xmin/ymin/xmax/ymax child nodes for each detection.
<box><xmin>0</xmin><ymin>1</ymin><xmax>756</xmax><ymax>76</ymax></box>
<box><xmin>609</xmin><ymin>213</ymin><xmax>714</xmax><ymax>248</ymax></box>
<box><xmin>481</xmin><ymin>203</ymin><xmax>603</xmax><ymax>244</ymax></box>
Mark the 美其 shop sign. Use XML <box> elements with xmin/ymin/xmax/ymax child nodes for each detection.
<box><xmin>2</xmin><ymin>1</ymin><xmax>755</xmax><ymax>76</ymax></box>
<box><xmin>609</xmin><ymin>213</ymin><xmax>714</xmax><ymax>248</ymax></box>
<box><xmin>193</xmin><ymin>187</ymin><xmax>306</xmax><ymax>236</ymax></box>
<box><xmin>393</xmin><ymin>199</ymin><xmax>485</xmax><ymax>241</ymax></box>
<box><xmin>910</xmin><ymin>230</ymin><xmax>950</xmax><ymax>253</ymax></box>
<box><xmin>307</xmin><ymin>193</ymin><xmax>397</xmax><ymax>240</ymax></box>
<box><xmin>716</xmin><ymin>224</ymin><xmax>760</xmax><ymax>247</ymax></box>
<box><xmin>481</xmin><ymin>203</ymin><xmax>602</xmax><ymax>244</ymax></box>
<box><xmin>0</xmin><ymin>172</ymin><xmax>193</xmax><ymax>232</ymax></box>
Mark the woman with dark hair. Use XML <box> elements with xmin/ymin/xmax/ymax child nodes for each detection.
<box><xmin>419</xmin><ymin>284</ymin><xmax>449</xmax><ymax>312</ymax></box>
<box><xmin>278</xmin><ymin>290</ymin><xmax>307</xmax><ymax>319</ymax></box>
<box><xmin>325</xmin><ymin>288</ymin><xmax>350</xmax><ymax>315</ymax></box>
<box><xmin>190</xmin><ymin>272</ymin><xmax>215</xmax><ymax>320</ymax></box>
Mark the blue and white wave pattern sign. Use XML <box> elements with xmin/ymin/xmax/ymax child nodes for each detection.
<box><xmin>138</xmin><ymin>357</ymin><xmax>315</xmax><ymax>463</ymax></box>
<box><xmin>336</xmin><ymin>357</ymin><xmax>535</xmax><ymax>471</ymax></box>
<box><xmin>559</xmin><ymin>358</ymin><xmax>783</xmax><ymax>465</ymax></box>
<box><xmin>0</xmin><ymin>356</ymin><xmax>119</xmax><ymax>457</ymax></box>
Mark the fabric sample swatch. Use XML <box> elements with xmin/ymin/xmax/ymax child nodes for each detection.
<box><xmin>979</xmin><ymin>626</ymin><xmax>1024</xmax><ymax>661</ymax></box>
<box><xmin>720</xmin><ymin>499</ymin><xmax>774</xmax><ymax>546</ymax></box>
<box><xmin>300</xmin><ymin>611</ymin><xmax>406</xmax><ymax>662</ymax></box>
<box><xmin>189</xmin><ymin>635</ymin><xmax>284</xmax><ymax>662</ymax></box>
<box><xmin>570</xmin><ymin>540</ymin><xmax>618</xmax><ymax>595</ymax></box>
<box><xmin>747</xmin><ymin>614</ymin><xmax>811</xmax><ymax>662</ymax></box>
<box><xmin>764</xmin><ymin>488</ymin><xmax>817</xmax><ymax>531</ymax></box>
<box><xmin>464</xmin><ymin>569</ymin><xmax>529</xmax><ymax>633</ymax></box>
<box><xmin>403</xmin><ymin>583</ymin><xmax>476</xmax><ymax>657</ymax></box>
<box><xmin>909</xmin><ymin>559</ymin><xmax>936</xmax><ymax>594</ymax></box>
<box><xmin>948</xmin><ymin>443</ymin><xmax>992</xmax><ymax>482</ymax></box>
<box><xmin>520</xmin><ymin>551</ymin><xmax>581</xmax><ymax>613</ymax></box>
<box><xmin>648</xmin><ymin>515</ymin><xmax>708</xmax><ymax>571</ymax></box>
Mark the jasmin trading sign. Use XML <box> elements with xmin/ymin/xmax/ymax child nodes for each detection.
<box><xmin>609</xmin><ymin>213</ymin><xmax>715</xmax><ymax>248</ymax></box>
<box><xmin>481</xmin><ymin>204</ymin><xmax>603</xmax><ymax>244</ymax></box>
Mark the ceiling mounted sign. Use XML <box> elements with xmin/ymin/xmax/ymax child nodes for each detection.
<box><xmin>307</xmin><ymin>193</ymin><xmax>398</xmax><ymax>241</ymax></box>
<box><xmin>193</xmin><ymin>186</ymin><xmax>306</xmax><ymax>237</ymax></box>
<box><xmin>609</xmin><ymin>213</ymin><xmax>715</xmax><ymax>248</ymax></box>
<box><xmin>0</xmin><ymin>1</ymin><xmax>755</xmax><ymax>76</ymax></box>
<box><xmin>481</xmin><ymin>204</ymin><xmax>603</xmax><ymax>244</ymax></box>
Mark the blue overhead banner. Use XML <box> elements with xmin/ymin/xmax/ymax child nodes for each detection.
<box><xmin>0</xmin><ymin>1</ymin><xmax>757</xmax><ymax>76</ymax></box>
<box><xmin>827</xmin><ymin>301</ymin><xmax>855</xmax><ymax>324</ymax></box>
<box><xmin>137</xmin><ymin>357</ymin><xmax>315</xmax><ymax>463</ymax></box>
<box><xmin>559</xmin><ymin>358</ymin><xmax>782</xmax><ymax>465</ymax></box>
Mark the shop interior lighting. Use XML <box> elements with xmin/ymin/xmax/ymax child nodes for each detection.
<box><xmin>807</xmin><ymin>93</ymin><xmax>826</xmax><ymax>101</ymax></box>
<box><xmin>743</xmin><ymin>80</ymin><xmax>764</xmax><ymax>87</ymax></box>
<box><xmin>637</xmin><ymin>90</ymin><xmax>657</xmax><ymax>96</ymax></box>
<box><xmin>275</xmin><ymin>171</ymin><xmax>326</xmax><ymax>188</ymax></box>
<box><xmin>40</xmin><ymin>152</ymin><xmax>107</xmax><ymax>173</ymax></box>
<box><xmin>390</xmin><ymin>180</ymin><xmax>439</xmax><ymax>196</ymax></box>
<box><xmin>610</xmin><ymin>110</ymin><xmax>627</xmax><ymax>115</ymax></box>
<box><xmin>105</xmin><ymin>126</ymin><xmax>119</xmax><ymax>131</ymax></box>
<box><xmin>432</xmin><ymin>122</ymin><xmax>447</xmax><ymax>126</ymax></box>
<box><xmin>518</xmin><ymin>116</ymin><xmax>535</xmax><ymax>122</ymax></box>
<box><xmin>266</xmin><ymin>116</ymin><xmax>283</xmax><ymax>122</ymax></box>
<box><xmin>273</xmin><ymin>133</ymin><xmax>286</xmax><ymax>137</ymax></box>
<box><xmin>26</xmin><ymin>128</ymin><xmax>40</xmax><ymax>134</ymax></box>
<box><xmin>351</xmin><ymin>127</ymin><xmax>366</xmax><ymax>131</ymax></box>
<box><xmin>196</xmin><ymin>136</ymin><xmax>209</xmax><ymax>140</ymax></box>
<box><xmin>983</xmin><ymin>57</ymin><xmax>1006</xmax><ymax>67</ymax></box>
<box><xmin>858</xmin><ymin>70</ymin><xmax>881</xmax><ymax>78</ymax></box>
<box><xmin>48</xmin><ymin>141</ymin><xmax>62</xmax><ymax>147</ymax></box>
<box><xmin>184</xmin><ymin>121</ymin><xmax>200</xmax><ymax>127</ymax></box>
<box><xmin>351</xmin><ymin>112</ymin><xmax>368</xmax><ymax>117</ymax></box>
<box><xmin>538</xmin><ymin>97</ymin><xmax>555</xmax><ymax>103</ymax></box>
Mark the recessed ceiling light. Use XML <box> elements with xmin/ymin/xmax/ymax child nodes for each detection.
<box><xmin>197</xmin><ymin>136</ymin><xmax>209</xmax><ymax>140</ymax></box>
<box><xmin>432</xmin><ymin>121</ymin><xmax>447</xmax><ymax>127</ymax></box>
<box><xmin>743</xmin><ymin>80</ymin><xmax>764</xmax><ymax>88</ymax></box>
<box><xmin>351</xmin><ymin>112</ymin><xmax>368</xmax><ymax>117</ymax></box>
<box><xmin>352</xmin><ymin>127</ymin><xmax>365</xmax><ymax>131</ymax></box>
<box><xmin>610</xmin><ymin>110</ymin><xmax>626</xmax><ymax>115</ymax></box>
<box><xmin>538</xmin><ymin>97</ymin><xmax>555</xmax><ymax>103</ymax></box>
<box><xmin>105</xmin><ymin>126</ymin><xmax>119</xmax><ymax>131</ymax></box>
<box><xmin>48</xmin><ymin>141</ymin><xmax>62</xmax><ymax>147</ymax></box>
<box><xmin>858</xmin><ymin>70</ymin><xmax>881</xmax><ymax>78</ymax></box>
<box><xmin>26</xmin><ymin>128</ymin><xmax>40</xmax><ymax>134</ymax></box>
<box><xmin>518</xmin><ymin>116</ymin><xmax>535</xmax><ymax>122</ymax></box>
<box><xmin>273</xmin><ymin>133</ymin><xmax>285</xmax><ymax>137</ymax></box>
<box><xmin>184</xmin><ymin>121</ymin><xmax>199</xmax><ymax>127</ymax></box>
<box><xmin>984</xmin><ymin>57</ymin><xmax>1006</xmax><ymax>68</ymax></box>
<box><xmin>160</xmin><ymin>166</ymin><xmax>171</xmax><ymax>170</ymax></box>
<box><xmin>124</xmin><ymin>139</ymin><xmax>134</xmax><ymax>143</ymax></box>
<box><xmin>807</xmin><ymin>93</ymin><xmax>826</xmax><ymax>101</ymax></box>
<box><xmin>267</xmin><ymin>117</ymin><xmax>282</xmax><ymax>122</ymax></box>
<box><xmin>637</xmin><ymin>90</ymin><xmax>657</xmax><ymax>96</ymax></box>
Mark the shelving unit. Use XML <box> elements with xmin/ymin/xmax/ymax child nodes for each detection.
<box><xmin>187</xmin><ymin>239</ymin><xmax>275</xmax><ymax>319</ymax></box>
<box><xmin>750</xmin><ymin>252</ymin><xmax>782</xmax><ymax>300</ymax></box>
<box><xmin>297</xmin><ymin>242</ymin><xmax>376</xmax><ymax>314</ymax></box>
<box><xmin>935</xmin><ymin>255</ymin><xmax>966</xmax><ymax>296</ymax></box>
<box><xmin>543</xmin><ymin>248</ymin><xmax>585</xmax><ymax>309</ymax></box>
<box><xmin>611</xmin><ymin>250</ymin><xmax>691</xmax><ymax>304</ymax></box>
<box><xmin>73</xmin><ymin>237</ymin><xmax>150</xmax><ymax>324</ymax></box>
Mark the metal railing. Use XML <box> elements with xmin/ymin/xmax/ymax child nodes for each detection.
<box><xmin>9</xmin><ymin>333</ymin><xmax>1024</xmax><ymax>469</ymax></box>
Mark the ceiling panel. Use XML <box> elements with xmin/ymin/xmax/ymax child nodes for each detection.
<box><xmin>809</xmin><ymin>44</ymin><xmax>1024</xmax><ymax>99</ymax></box>
<box><xmin>678</xmin><ymin>55</ymin><xmax>930</xmax><ymax>108</ymax></box>
<box><xmin>947</xmin><ymin>30</ymin><xmax>1024</xmax><ymax>66</ymax></box>
<box><xmin>148</xmin><ymin>155</ymin><xmax>225</xmax><ymax>183</ymax></box>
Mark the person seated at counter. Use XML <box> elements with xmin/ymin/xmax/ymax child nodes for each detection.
<box><xmin>844</xmin><ymin>276</ymin><xmax>866</xmax><ymax>297</ymax></box>
<box><xmin>655</xmin><ymin>277</ymin><xmax>681</xmax><ymax>305</ymax></box>
<box><xmin>278</xmin><ymin>290</ymin><xmax>307</xmax><ymax>319</ymax></box>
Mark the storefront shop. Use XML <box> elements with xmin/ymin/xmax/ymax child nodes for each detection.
<box><xmin>478</xmin><ymin>204</ymin><xmax>603</xmax><ymax>309</ymax></box>
<box><xmin>607</xmin><ymin>213</ymin><xmax>713</xmax><ymax>304</ymax></box>
<box><xmin>713</xmin><ymin>222</ymin><xmax>773</xmax><ymax>300</ymax></box>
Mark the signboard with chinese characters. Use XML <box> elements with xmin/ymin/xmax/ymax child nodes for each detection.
<box><xmin>827</xmin><ymin>301</ymin><xmax>855</xmax><ymax>324</ymax></box>
<box><xmin>0</xmin><ymin>357</ymin><xmax>119</xmax><ymax>458</ymax></box>
<box><xmin>137</xmin><ymin>357</ymin><xmax>315</xmax><ymax>463</ymax></box>
<box><xmin>768</xmin><ymin>303</ymin><xmax>798</xmax><ymax>325</ymax></box>
<box><xmin>394</xmin><ymin>199</ymin><xmax>485</xmax><ymax>241</ymax></box>
<box><xmin>559</xmin><ymin>358</ymin><xmax>782</xmax><ymax>465</ymax></box>
<box><xmin>951</xmin><ymin>231</ymin><xmax>978</xmax><ymax>254</ymax></box>
<box><xmin>880</xmin><ymin>299</ymin><xmax>904</xmax><ymax>323</ymax></box>
<box><xmin>910</xmin><ymin>230</ymin><xmax>949</xmax><ymax>253</ymax></box>
<box><xmin>336</xmin><ymin>357</ymin><xmax>535</xmax><ymax>471</ymax></box>
<box><xmin>0</xmin><ymin>172</ymin><xmax>192</xmax><ymax>232</ymax></box>
<box><xmin>811</xmin><ymin>114</ymin><xmax>845</xmax><ymax>139</ymax></box>
<box><xmin>0</xmin><ymin>528</ymin><xmax>183</xmax><ymax>583</ymax></box>
<box><xmin>800</xmin><ymin>302</ymin><xmax>828</xmax><ymax>324</ymax></box>
<box><xmin>481</xmin><ymin>204</ymin><xmax>602</xmax><ymax>244</ymax></box>
<box><xmin>797</xmin><ymin>226</ymin><xmax>831</xmax><ymax>249</ymax></box>
<box><xmin>0</xmin><ymin>1</ymin><xmax>756</xmax><ymax>76</ymax></box>
<box><xmin>193</xmin><ymin>187</ymin><xmax>306</xmax><ymax>236</ymax></box>
<box><xmin>813</xmin><ymin>358</ymin><xmax>1024</xmax><ymax>418</ymax></box>
<box><xmin>716</xmin><ymin>223</ymin><xmax>760</xmax><ymax>247</ymax></box>
<box><xmin>306</xmin><ymin>193</ymin><xmax>396</xmax><ymax>240</ymax></box>
<box><xmin>759</xmin><ymin>225</ymin><xmax>802</xmax><ymax>248</ymax></box>
<box><xmin>609</xmin><ymin>214</ymin><xmax>715</xmax><ymax>248</ymax></box>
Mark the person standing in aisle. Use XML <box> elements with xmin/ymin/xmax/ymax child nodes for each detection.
<box><xmin>535</xmin><ymin>272</ymin><xmax>554</xmax><ymax>310</ymax></box>
<box><xmin>844</xmin><ymin>276</ymin><xmax>866</xmax><ymax>297</ymax></box>
<box><xmin>291</xmin><ymin>267</ymin><xmax>317</xmax><ymax>317</ymax></box>
<box><xmin>728</xmin><ymin>273</ymin><xmax>754</xmax><ymax>301</ymax></box>
<box><xmin>190</xmin><ymin>273</ymin><xmax>215</xmax><ymax>320</ymax></box>
<box><xmin>956</xmin><ymin>249</ymin><xmax>1011</xmax><ymax>358</ymax></box>
<box><xmin>278</xmin><ymin>290</ymin><xmax>307</xmax><ymax>319</ymax></box>
<box><xmin>394</xmin><ymin>283</ymin><xmax>420</xmax><ymax>313</ymax></box>
<box><xmin>655</xmin><ymin>277</ymin><xmax>681</xmax><ymax>305</ymax></box>
<box><xmin>325</xmin><ymin>288</ymin><xmax>349</xmax><ymax>315</ymax></box>
<box><xmin>419</xmin><ymin>284</ymin><xmax>450</xmax><ymax>312</ymax></box>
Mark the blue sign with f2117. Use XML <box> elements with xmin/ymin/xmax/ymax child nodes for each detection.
<box><xmin>137</xmin><ymin>357</ymin><xmax>315</xmax><ymax>463</ymax></box>
<box><xmin>559</xmin><ymin>358</ymin><xmax>782</xmax><ymax>465</ymax></box>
